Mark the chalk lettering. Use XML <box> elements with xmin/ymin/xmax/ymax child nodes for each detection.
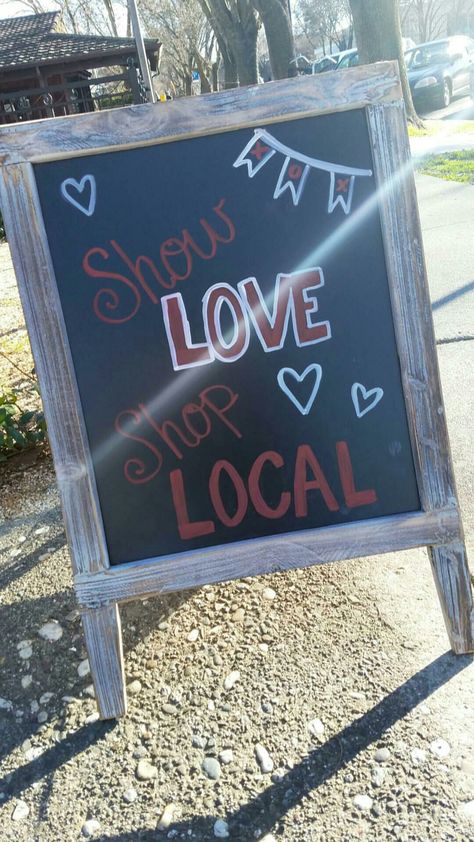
<box><xmin>116</xmin><ymin>384</ymin><xmax>241</xmax><ymax>482</ymax></box>
<box><xmin>170</xmin><ymin>441</ymin><xmax>378</xmax><ymax>540</ymax></box>
<box><xmin>83</xmin><ymin>199</ymin><xmax>236</xmax><ymax>323</ymax></box>
<box><xmin>164</xmin><ymin>268</ymin><xmax>331</xmax><ymax>371</ymax></box>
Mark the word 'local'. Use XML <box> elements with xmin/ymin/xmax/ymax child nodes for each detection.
<box><xmin>171</xmin><ymin>441</ymin><xmax>377</xmax><ymax>540</ymax></box>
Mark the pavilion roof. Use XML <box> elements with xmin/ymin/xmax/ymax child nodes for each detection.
<box><xmin>0</xmin><ymin>12</ymin><xmax>160</xmax><ymax>73</ymax></box>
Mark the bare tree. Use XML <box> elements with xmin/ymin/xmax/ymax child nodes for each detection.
<box><xmin>252</xmin><ymin>0</ymin><xmax>296</xmax><ymax>79</ymax></box>
<box><xmin>141</xmin><ymin>0</ymin><xmax>216</xmax><ymax>96</ymax></box>
<box><xmin>15</xmin><ymin>0</ymin><xmax>125</xmax><ymax>36</ymax></box>
<box><xmin>198</xmin><ymin>0</ymin><xmax>259</xmax><ymax>87</ymax></box>
<box><xmin>295</xmin><ymin>0</ymin><xmax>353</xmax><ymax>56</ymax></box>
<box><xmin>400</xmin><ymin>0</ymin><xmax>446</xmax><ymax>43</ymax></box>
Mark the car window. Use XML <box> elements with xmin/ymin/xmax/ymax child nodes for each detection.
<box><xmin>348</xmin><ymin>52</ymin><xmax>360</xmax><ymax>67</ymax></box>
<box><xmin>338</xmin><ymin>52</ymin><xmax>356</xmax><ymax>69</ymax></box>
<box><xmin>406</xmin><ymin>44</ymin><xmax>450</xmax><ymax>69</ymax></box>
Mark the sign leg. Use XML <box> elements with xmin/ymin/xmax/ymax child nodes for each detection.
<box><xmin>429</xmin><ymin>541</ymin><xmax>474</xmax><ymax>654</ymax></box>
<box><xmin>81</xmin><ymin>603</ymin><xmax>127</xmax><ymax>718</ymax></box>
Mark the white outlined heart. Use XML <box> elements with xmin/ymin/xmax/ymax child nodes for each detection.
<box><xmin>277</xmin><ymin>364</ymin><xmax>322</xmax><ymax>415</ymax></box>
<box><xmin>351</xmin><ymin>382</ymin><xmax>384</xmax><ymax>418</ymax></box>
<box><xmin>60</xmin><ymin>174</ymin><xmax>96</xmax><ymax>217</ymax></box>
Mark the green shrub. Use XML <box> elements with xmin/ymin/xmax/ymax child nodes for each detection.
<box><xmin>0</xmin><ymin>389</ymin><xmax>46</xmax><ymax>460</ymax></box>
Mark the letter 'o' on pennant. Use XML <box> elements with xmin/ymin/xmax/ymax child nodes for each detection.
<box><xmin>274</xmin><ymin>157</ymin><xmax>311</xmax><ymax>206</ymax></box>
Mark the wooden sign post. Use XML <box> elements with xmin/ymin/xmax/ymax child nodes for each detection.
<box><xmin>1</xmin><ymin>63</ymin><xmax>472</xmax><ymax>719</ymax></box>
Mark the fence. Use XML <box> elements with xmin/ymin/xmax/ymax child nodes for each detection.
<box><xmin>0</xmin><ymin>66</ymin><xmax>147</xmax><ymax>125</ymax></box>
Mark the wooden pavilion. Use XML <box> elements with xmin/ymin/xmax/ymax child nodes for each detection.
<box><xmin>0</xmin><ymin>12</ymin><xmax>161</xmax><ymax>124</ymax></box>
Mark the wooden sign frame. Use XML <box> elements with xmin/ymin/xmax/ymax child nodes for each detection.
<box><xmin>1</xmin><ymin>62</ymin><xmax>472</xmax><ymax>719</ymax></box>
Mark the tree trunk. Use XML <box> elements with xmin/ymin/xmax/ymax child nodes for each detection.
<box><xmin>253</xmin><ymin>0</ymin><xmax>296</xmax><ymax>80</ymax></box>
<box><xmin>350</xmin><ymin>0</ymin><xmax>421</xmax><ymax>125</ymax></box>
<box><xmin>232</xmin><ymin>22</ymin><xmax>259</xmax><ymax>85</ymax></box>
<box><xmin>199</xmin><ymin>0</ymin><xmax>258</xmax><ymax>87</ymax></box>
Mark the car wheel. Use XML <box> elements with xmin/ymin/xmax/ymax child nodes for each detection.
<box><xmin>439</xmin><ymin>80</ymin><xmax>451</xmax><ymax>108</ymax></box>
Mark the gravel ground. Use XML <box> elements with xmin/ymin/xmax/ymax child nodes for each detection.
<box><xmin>1</xmin><ymin>240</ymin><xmax>474</xmax><ymax>842</ymax></box>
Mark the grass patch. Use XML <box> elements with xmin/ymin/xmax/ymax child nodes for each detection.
<box><xmin>415</xmin><ymin>149</ymin><xmax>474</xmax><ymax>183</ymax></box>
<box><xmin>408</xmin><ymin>119</ymin><xmax>474</xmax><ymax>137</ymax></box>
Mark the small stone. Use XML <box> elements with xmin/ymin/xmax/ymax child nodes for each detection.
<box><xmin>458</xmin><ymin>800</ymin><xmax>474</xmax><ymax>821</ymax></box>
<box><xmin>18</xmin><ymin>536</ymin><xmax>27</xmax><ymax>544</ymax></box>
<box><xmin>0</xmin><ymin>697</ymin><xmax>13</xmax><ymax>711</ymax></box>
<box><xmin>162</xmin><ymin>703</ymin><xmax>177</xmax><ymax>715</ymax></box>
<box><xmin>410</xmin><ymin>747</ymin><xmax>427</xmax><ymax>766</ymax></box>
<box><xmin>78</xmin><ymin>659</ymin><xmax>90</xmax><ymax>678</ymax></box>
<box><xmin>262</xmin><ymin>587</ymin><xmax>276</xmax><ymax>600</ymax></box>
<box><xmin>187</xmin><ymin>628</ymin><xmax>199</xmax><ymax>642</ymax></box>
<box><xmin>38</xmin><ymin>620</ymin><xmax>63</xmax><ymax>642</ymax></box>
<box><xmin>85</xmin><ymin>712</ymin><xmax>100</xmax><ymax>724</ymax></box>
<box><xmin>202</xmin><ymin>757</ymin><xmax>221</xmax><ymax>780</ymax></box>
<box><xmin>372</xmin><ymin>766</ymin><xmax>386</xmax><ymax>787</ymax></box>
<box><xmin>308</xmin><ymin>718</ymin><xmax>325</xmax><ymax>738</ymax></box>
<box><xmin>84</xmin><ymin>684</ymin><xmax>96</xmax><ymax>698</ymax></box>
<box><xmin>213</xmin><ymin>818</ymin><xmax>229</xmax><ymax>838</ymax></box>
<box><xmin>207</xmin><ymin>699</ymin><xmax>215</xmax><ymax>711</ymax></box>
<box><xmin>223</xmin><ymin>670</ymin><xmax>240</xmax><ymax>691</ymax></box>
<box><xmin>25</xmin><ymin>746</ymin><xmax>43</xmax><ymax>762</ymax></box>
<box><xmin>255</xmin><ymin>743</ymin><xmax>273</xmax><ymax>773</ymax></box>
<box><xmin>127</xmin><ymin>680</ymin><xmax>142</xmax><ymax>696</ymax></box>
<box><xmin>39</xmin><ymin>692</ymin><xmax>53</xmax><ymax>705</ymax></box>
<box><xmin>260</xmin><ymin>836</ymin><xmax>277</xmax><ymax>842</ymax></box>
<box><xmin>81</xmin><ymin>819</ymin><xmax>100</xmax><ymax>837</ymax></box>
<box><xmin>123</xmin><ymin>787</ymin><xmax>138</xmax><ymax>803</ymax></box>
<box><xmin>219</xmin><ymin>749</ymin><xmax>233</xmax><ymax>765</ymax></box>
<box><xmin>21</xmin><ymin>676</ymin><xmax>33</xmax><ymax>689</ymax></box>
<box><xmin>429</xmin><ymin>738</ymin><xmax>450</xmax><ymax>759</ymax></box>
<box><xmin>192</xmin><ymin>735</ymin><xmax>207</xmax><ymax>749</ymax></box>
<box><xmin>353</xmin><ymin>794</ymin><xmax>373</xmax><ymax>811</ymax></box>
<box><xmin>18</xmin><ymin>645</ymin><xmax>33</xmax><ymax>660</ymax></box>
<box><xmin>12</xmin><ymin>800</ymin><xmax>29</xmax><ymax>821</ymax></box>
<box><xmin>232</xmin><ymin>608</ymin><xmax>245</xmax><ymax>623</ymax></box>
<box><xmin>136</xmin><ymin>759</ymin><xmax>158</xmax><ymax>780</ymax></box>
<box><xmin>37</xmin><ymin>710</ymin><xmax>48</xmax><ymax>724</ymax></box>
<box><xmin>374</xmin><ymin>747</ymin><xmax>391</xmax><ymax>763</ymax></box>
<box><xmin>258</xmin><ymin>643</ymin><xmax>269</xmax><ymax>654</ymax></box>
<box><xmin>157</xmin><ymin>803</ymin><xmax>176</xmax><ymax>830</ymax></box>
<box><xmin>34</xmin><ymin>526</ymin><xmax>49</xmax><ymax>535</ymax></box>
<box><xmin>30</xmin><ymin>700</ymin><xmax>39</xmax><ymax>714</ymax></box>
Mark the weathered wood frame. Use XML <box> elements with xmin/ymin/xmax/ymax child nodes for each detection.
<box><xmin>1</xmin><ymin>62</ymin><xmax>472</xmax><ymax>719</ymax></box>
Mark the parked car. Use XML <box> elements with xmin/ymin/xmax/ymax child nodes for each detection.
<box><xmin>312</xmin><ymin>55</ymin><xmax>339</xmax><ymax>74</ymax></box>
<box><xmin>405</xmin><ymin>36</ymin><xmax>474</xmax><ymax>109</ymax></box>
<box><xmin>335</xmin><ymin>48</ymin><xmax>359</xmax><ymax>70</ymax></box>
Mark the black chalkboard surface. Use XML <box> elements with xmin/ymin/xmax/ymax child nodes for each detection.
<box><xmin>34</xmin><ymin>107</ymin><xmax>420</xmax><ymax>565</ymax></box>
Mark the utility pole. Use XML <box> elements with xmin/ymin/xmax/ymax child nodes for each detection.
<box><xmin>128</xmin><ymin>0</ymin><xmax>156</xmax><ymax>103</ymax></box>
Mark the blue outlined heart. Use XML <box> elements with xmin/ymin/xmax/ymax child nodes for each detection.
<box><xmin>277</xmin><ymin>364</ymin><xmax>322</xmax><ymax>415</ymax></box>
<box><xmin>60</xmin><ymin>174</ymin><xmax>96</xmax><ymax>217</ymax></box>
<box><xmin>351</xmin><ymin>382</ymin><xmax>384</xmax><ymax>418</ymax></box>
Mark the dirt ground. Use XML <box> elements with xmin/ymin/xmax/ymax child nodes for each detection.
<box><xmin>1</xmin><ymin>234</ymin><xmax>474</xmax><ymax>842</ymax></box>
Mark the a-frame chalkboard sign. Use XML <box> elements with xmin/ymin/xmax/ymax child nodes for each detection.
<box><xmin>1</xmin><ymin>63</ymin><xmax>472</xmax><ymax>719</ymax></box>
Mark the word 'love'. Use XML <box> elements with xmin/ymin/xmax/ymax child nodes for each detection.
<box><xmin>163</xmin><ymin>268</ymin><xmax>331</xmax><ymax>370</ymax></box>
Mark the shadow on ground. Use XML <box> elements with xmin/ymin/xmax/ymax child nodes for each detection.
<box><xmin>1</xmin><ymin>651</ymin><xmax>471</xmax><ymax>839</ymax></box>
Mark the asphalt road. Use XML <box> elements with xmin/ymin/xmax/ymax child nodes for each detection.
<box><xmin>417</xmin><ymin>92</ymin><xmax>474</xmax><ymax>121</ymax></box>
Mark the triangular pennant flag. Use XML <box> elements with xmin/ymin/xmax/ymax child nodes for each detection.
<box><xmin>328</xmin><ymin>172</ymin><xmax>356</xmax><ymax>215</ymax></box>
<box><xmin>273</xmin><ymin>157</ymin><xmax>310</xmax><ymax>206</ymax></box>
<box><xmin>233</xmin><ymin>132</ymin><xmax>276</xmax><ymax>177</ymax></box>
